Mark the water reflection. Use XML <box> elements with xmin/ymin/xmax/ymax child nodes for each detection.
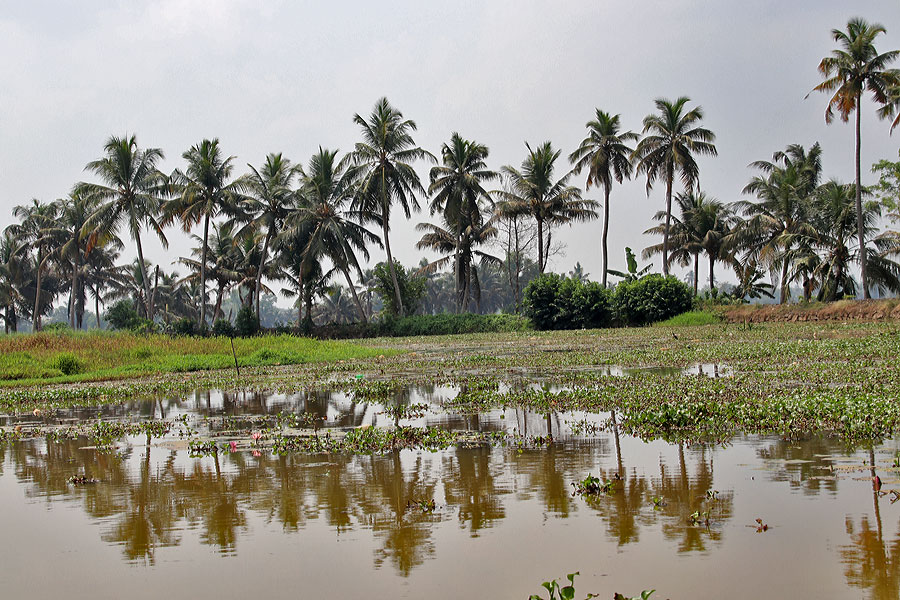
<box><xmin>3</xmin><ymin>432</ymin><xmax>900</xmax><ymax>598</ymax></box>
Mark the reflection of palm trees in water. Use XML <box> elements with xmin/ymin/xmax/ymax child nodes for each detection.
<box><xmin>442</xmin><ymin>446</ymin><xmax>506</xmax><ymax>535</ymax></box>
<box><xmin>840</xmin><ymin>448</ymin><xmax>900</xmax><ymax>600</ymax></box>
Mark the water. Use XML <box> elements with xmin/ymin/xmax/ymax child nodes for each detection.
<box><xmin>1</xmin><ymin>394</ymin><xmax>898</xmax><ymax>599</ymax></box>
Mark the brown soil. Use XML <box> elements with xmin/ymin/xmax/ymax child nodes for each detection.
<box><xmin>720</xmin><ymin>299</ymin><xmax>900</xmax><ymax>323</ymax></box>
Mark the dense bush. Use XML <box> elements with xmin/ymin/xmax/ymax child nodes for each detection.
<box><xmin>235</xmin><ymin>305</ymin><xmax>260</xmax><ymax>337</ymax></box>
<box><xmin>172</xmin><ymin>318</ymin><xmax>198</xmax><ymax>336</ymax></box>
<box><xmin>105</xmin><ymin>300</ymin><xmax>156</xmax><ymax>333</ymax></box>
<box><xmin>313</xmin><ymin>313</ymin><xmax>531</xmax><ymax>339</ymax></box>
<box><xmin>212</xmin><ymin>318</ymin><xmax>236</xmax><ymax>337</ymax></box>
<box><xmin>373</xmin><ymin>260</ymin><xmax>426</xmax><ymax>317</ymax></box>
<box><xmin>614</xmin><ymin>274</ymin><xmax>694</xmax><ymax>326</ymax></box>
<box><xmin>48</xmin><ymin>352</ymin><xmax>84</xmax><ymax>375</ymax></box>
<box><xmin>523</xmin><ymin>274</ymin><xmax>613</xmax><ymax>330</ymax></box>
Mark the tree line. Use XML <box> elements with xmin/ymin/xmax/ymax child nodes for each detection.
<box><xmin>3</xmin><ymin>17</ymin><xmax>900</xmax><ymax>334</ymax></box>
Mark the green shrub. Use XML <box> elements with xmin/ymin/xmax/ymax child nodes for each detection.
<box><xmin>523</xmin><ymin>274</ymin><xmax>613</xmax><ymax>330</ymax></box>
<box><xmin>655</xmin><ymin>310</ymin><xmax>722</xmax><ymax>327</ymax></box>
<box><xmin>173</xmin><ymin>318</ymin><xmax>198</xmax><ymax>336</ymax></box>
<box><xmin>614</xmin><ymin>274</ymin><xmax>694</xmax><ymax>326</ymax></box>
<box><xmin>235</xmin><ymin>306</ymin><xmax>260</xmax><ymax>337</ymax></box>
<box><xmin>105</xmin><ymin>300</ymin><xmax>141</xmax><ymax>330</ymax></box>
<box><xmin>373</xmin><ymin>260</ymin><xmax>426</xmax><ymax>317</ymax></box>
<box><xmin>48</xmin><ymin>352</ymin><xmax>84</xmax><ymax>375</ymax></box>
<box><xmin>43</xmin><ymin>322</ymin><xmax>73</xmax><ymax>333</ymax></box>
<box><xmin>212</xmin><ymin>318</ymin><xmax>236</xmax><ymax>337</ymax></box>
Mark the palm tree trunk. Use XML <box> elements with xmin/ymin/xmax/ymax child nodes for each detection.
<box><xmin>200</xmin><ymin>213</ymin><xmax>210</xmax><ymax>328</ymax></box>
<box><xmin>133</xmin><ymin>230</ymin><xmax>154</xmax><ymax>319</ymax></box>
<box><xmin>382</xmin><ymin>219</ymin><xmax>404</xmax><ymax>316</ymax></box>
<box><xmin>780</xmin><ymin>259</ymin><xmax>789</xmax><ymax>304</ymax></box>
<box><xmin>341</xmin><ymin>266</ymin><xmax>368</xmax><ymax>325</ymax></box>
<box><xmin>663</xmin><ymin>167</ymin><xmax>673</xmax><ymax>276</ymax></box>
<box><xmin>214</xmin><ymin>284</ymin><xmax>225</xmax><ymax>323</ymax></box>
<box><xmin>855</xmin><ymin>100</ymin><xmax>870</xmax><ymax>299</ymax></box>
<box><xmin>255</xmin><ymin>228</ymin><xmax>273</xmax><ymax>320</ymax></box>
<box><xmin>95</xmin><ymin>288</ymin><xmax>101</xmax><ymax>329</ymax></box>
<box><xmin>32</xmin><ymin>247</ymin><xmax>43</xmax><ymax>332</ymax></box>
<box><xmin>536</xmin><ymin>216</ymin><xmax>545</xmax><ymax>273</ymax></box>
<box><xmin>602</xmin><ymin>186</ymin><xmax>611</xmax><ymax>287</ymax></box>
<box><xmin>708</xmin><ymin>254</ymin><xmax>715</xmax><ymax>292</ymax></box>
<box><xmin>693</xmin><ymin>253</ymin><xmax>699</xmax><ymax>296</ymax></box>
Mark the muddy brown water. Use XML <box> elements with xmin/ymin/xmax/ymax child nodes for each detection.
<box><xmin>1</xmin><ymin>387</ymin><xmax>898</xmax><ymax>599</ymax></box>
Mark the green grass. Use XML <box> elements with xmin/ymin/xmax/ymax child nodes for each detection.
<box><xmin>654</xmin><ymin>310</ymin><xmax>723</xmax><ymax>327</ymax></box>
<box><xmin>0</xmin><ymin>331</ymin><xmax>396</xmax><ymax>386</ymax></box>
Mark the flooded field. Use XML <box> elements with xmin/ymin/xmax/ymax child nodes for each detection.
<box><xmin>2</xmin><ymin>386</ymin><xmax>899</xmax><ymax>599</ymax></box>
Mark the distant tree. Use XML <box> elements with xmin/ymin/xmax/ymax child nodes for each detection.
<box><xmin>633</xmin><ymin>97</ymin><xmax>717</xmax><ymax>276</ymax></box>
<box><xmin>569</xmin><ymin>110</ymin><xmax>638</xmax><ymax>286</ymax></box>
<box><xmin>78</xmin><ymin>135</ymin><xmax>168</xmax><ymax>319</ymax></box>
<box><xmin>349</xmin><ymin>98</ymin><xmax>433</xmax><ymax>316</ymax></box>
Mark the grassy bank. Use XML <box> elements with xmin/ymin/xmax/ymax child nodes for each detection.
<box><xmin>0</xmin><ymin>331</ymin><xmax>396</xmax><ymax>386</ymax></box>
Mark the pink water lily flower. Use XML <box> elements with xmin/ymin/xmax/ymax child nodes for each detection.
<box><xmin>251</xmin><ymin>431</ymin><xmax>262</xmax><ymax>443</ymax></box>
<box><xmin>229</xmin><ymin>441</ymin><xmax>237</xmax><ymax>453</ymax></box>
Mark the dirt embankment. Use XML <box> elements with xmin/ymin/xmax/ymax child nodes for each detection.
<box><xmin>720</xmin><ymin>299</ymin><xmax>900</xmax><ymax>323</ymax></box>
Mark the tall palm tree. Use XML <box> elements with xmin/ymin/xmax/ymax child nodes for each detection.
<box><xmin>496</xmin><ymin>142</ymin><xmax>596</xmax><ymax>273</ymax></box>
<box><xmin>633</xmin><ymin>97</ymin><xmax>718</xmax><ymax>275</ymax></box>
<box><xmin>812</xmin><ymin>18</ymin><xmax>900</xmax><ymax>298</ymax></box>
<box><xmin>291</xmin><ymin>148</ymin><xmax>381</xmax><ymax>324</ymax></box>
<box><xmin>569</xmin><ymin>110</ymin><xmax>639</xmax><ymax>286</ymax></box>
<box><xmin>428</xmin><ymin>133</ymin><xmax>498</xmax><ymax>311</ymax></box>
<box><xmin>235</xmin><ymin>153</ymin><xmax>300</xmax><ymax>320</ymax></box>
<box><xmin>176</xmin><ymin>221</ymin><xmax>242</xmax><ymax>323</ymax></box>
<box><xmin>77</xmin><ymin>135</ymin><xmax>168</xmax><ymax>319</ymax></box>
<box><xmin>9</xmin><ymin>199</ymin><xmax>60</xmax><ymax>331</ymax></box>
<box><xmin>83</xmin><ymin>243</ymin><xmax>127</xmax><ymax>329</ymax></box>
<box><xmin>165</xmin><ymin>138</ymin><xmax>239</xmax><ymax>328</ymax></box>
<box><xmin>348</xmin><ymin>97</ymin><xmax>433</xmax><ymax>315</ymax></box>
<box><xmin>0</xmin><ymin>231</ymin><xmax>31</xmax><ymax>333</ymax></box>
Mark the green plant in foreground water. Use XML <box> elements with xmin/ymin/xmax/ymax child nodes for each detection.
<box><xmin>529</xmin><ymin>572</ymin><xmax>598</xmax><ymax>600</ymax></box>
<box><xmin>571</xmin><ymin>473</ymin><xmax>617</xmax><ymax>496</ymax></box>
<box><xmin>613</xmin><ymin>592</ymin><xmax>655</xmax><ymax>600</ymax></box>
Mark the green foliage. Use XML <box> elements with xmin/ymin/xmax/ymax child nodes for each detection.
<box><xmin>235</xmin><ymin>305</ymin><xmax>260</xmax><ymax>337</ymax></box>
<box><xmin>654</xmin><ymin>310</ymin><xmax>722</xmax><ymax>327</ymax></box>
<box><xmin>383</xmin><ymin>313</ymin><xmax>530</xmax><ymax>336</ymax></box>
<box><xmin>42</xmin><ymin>322</ymin><xmax>73</xmax><ymax>333</ymax></box>
<box><xmin>172</xmin><ymin>318</ymin><xmax>198</xmax><ymax>337</ymax></box>
<box><xmin>523</xmin><ymin>274</ymin><xmax>613</xmax><ymax>330</ymax></box>
<box><xmin>48</xmin><ymin>352</ymin><xmax>84</xmax><ymax>375</ymax></box>
<box><xmin>614</xmin><ymin>274</ymin><xmax>694</xmax><ymax>326</ymax></box>
<box><xmin>529</xmin><ymin>572</ymin><xmax>598</xmax><ymax>600</ymax></box>
<box><xmin>212</xmin><ymin>318</ymin><xmax>236</xmax><ymax>338</ymax></box>
<box><xmin>105</xmin><ymin>300</ymin><xmax>142</xmax><ymax>331</ymax></box>
<box><xmin>608</xmin><ymin>247</ymin><xmax>652</xmax><ymax>282</ymax></box>
<box><xmin>613</xmin><ymin>592</ymin><xmax>655</xmax><ymax>600</ymax></box>
<box><xmin>872</xmin><ymin>151</ymin><xmax>900</xmax><ymax>214</ymax></box>
<box><xmin>373</xmin><ymin>260</ymin><xmax>426</xmax><ymax>317</ymax></box>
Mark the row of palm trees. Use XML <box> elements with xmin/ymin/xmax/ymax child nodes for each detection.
<box><xmin>646</xmin><ymin>142</ymin><xmax>900</xmax><ymax>304</ymax></box>
<box><xmin>3</xmin><ymin>17</ymin><xmax>900</xmax><ymax>332</ymax></box>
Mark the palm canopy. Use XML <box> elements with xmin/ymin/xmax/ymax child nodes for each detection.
<box><xmin>348</xmin><ymin>97</ymin><xmax>434</xmax><ymax>315</ymax></box>
<box><xmin>569</xmin><ymin>109</ymin><xmax>638</xmax><ymax>286</ymax></box>
<box><xmin>812</xmin><ymin>18</ymin><xmax>900</xmax><ymax>298</ymax></box>
<box><xmin>9</xmin><ymin>198</ymin><xmax>61</xmax><ymax>331</ymax></box>
<box><xmin>77</xmin><ymin>134</ymin><xmax>168</xmax><ymax>318</ymax></box>
<box><xmin>496</xmin><ymin>141</ymin><xmax>595</xmax><ymax>274</ymax></box>
<box><xmin>633</xmin><ymin>97</ymin><xmax>717</xmax><ymax>276</ymax></box>
<box><xmin>234</xmin><ymin>152</ymin><xmax>301</xmax><ymax>319</ymax></box>
<box><xmin>428</xmin><ymin>133</ymin><xmax>497</xmax><ymax>310</ymax></box>
<box><xmin>165</xmin><ymin>138</ymin><xmax>240</xmax><ymax>327</ymax></box>
<box><xmin>736</xmin><ymin>143</ymin><xmax>824</xmax><ymax>303</ymax></box>
<box><xmin>290</xmin><ymin>147</ymin><xmax>381</xmax><ymax>324</ymax></box>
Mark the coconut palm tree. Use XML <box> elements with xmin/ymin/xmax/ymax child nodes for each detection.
<box><xmin>416</xmin><ymin>212</ymin><xmax>500</xmax><ymax>312</ymax></box>
<box><xmin>569</xmin><ymin>110</ymin><xmax>639</xmax><ymax>286</ymax></box>
<box><xmin>9</xmin><ymin>198</ymin><xmax>61</xmax><ymax>331</ymax></box>
<box><xmin>348</xmin><ymin>98</ymin><xmax>433</xmax><ymax>316</ymax></box>
<box><xmin>644</xmin><ymin>192</ymin><xmax>705</xmax><ymax>295</ymax></box>
<box><xmin>176</xmin><ymin>221</ymin><xmax>242</xmax><ymax>323</ymax></box>
<box><xmin>495</xmin><ymin>142</ymin><xmax>596</xmax><ymax>274</ymax></box>
<box><xmin>428</xmin><ymin>133</ymin><xmax>498</xmax><ymax>311</ymax></box>
<box><xmin>290</xmin><ymin>148</ymin><xmax>381</xmax><ymax>324</ymax></box>
<box><xmin>48</xmin><ymin>191</ymin><xmax>101</xmax><ymax>329</ymax></box>
<box><xmin>0</xmin><ymin>231</ymin><xmax>31</xmax><ymax>333</ymax></box>
<box><xmin>165</xmin><ymin>138</ymin><xmax>240</xmax><ymax>328</ymax></box>
<box><xmin>738</xmin><ymin>146</ymin><xmax>820</xmax><ymax>303</ymax></box>
<box><xmin>812</xmin><ymin>18</ymin><xmax>900</xmax><ymax>298</ymax></box>
<box><xmin>77</xmin><ymin>135</ymin><xmax>168</xmax><ymax>319</ymax></box>
<box><xmin>234</xmin><ymin>153</ymin><xmax>301</xmax><ymax>320</ymax></box>
<box><xmin>633</xmin><ymin>97</ymin><xmax>717</xmax><ymax>276</ymax></box>
<box><xmin>82</xmin><ymin>243</ymin><xmax>127</xmax><ymax>329</ymax></box>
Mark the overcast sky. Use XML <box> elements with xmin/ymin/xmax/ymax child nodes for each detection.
<box><xmin>3</xmin><ymin>1</ymin><xmax>900</xmax><ymax>300</ymax></box>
